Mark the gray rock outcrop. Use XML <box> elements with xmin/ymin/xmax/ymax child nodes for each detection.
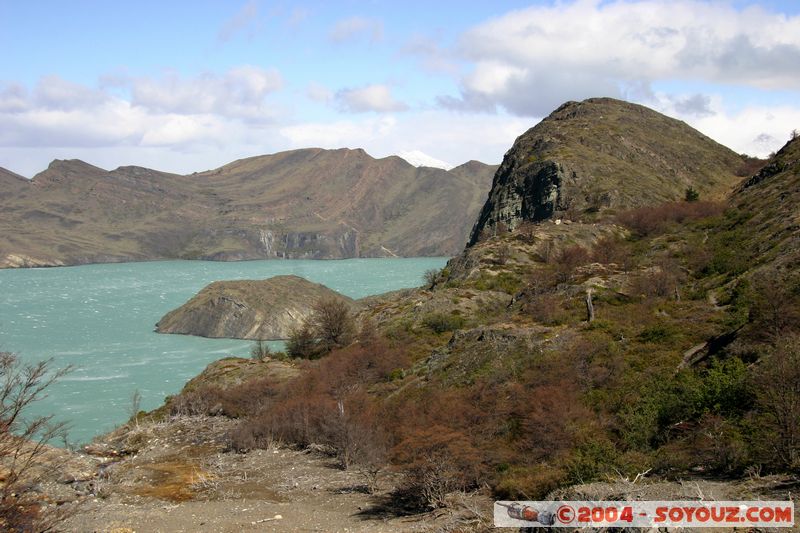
<box><xmin>155</xmin><ymin>275</ymin><xmax>354</xmax><ymax>340</ymax></box>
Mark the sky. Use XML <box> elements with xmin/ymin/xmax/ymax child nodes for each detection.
<box><xmin>1</xmin><ymin>0</ymin><xmax>799</xmax><ymax>176</ymax></box>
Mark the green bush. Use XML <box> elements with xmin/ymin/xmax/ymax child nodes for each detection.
<box><xmin>421</xmin><ymin>312</ymin><xmax>466</xmax><ymax>334</ymax></box>
<box><xmin>474</xmin><ymin>272</ymin><xmax>522</xmax><ymax>294</ymax></box>
<box><xmin>637</xmin><ymin>324</ymin><xmax>677</xmax><ymax>344</ymax></box>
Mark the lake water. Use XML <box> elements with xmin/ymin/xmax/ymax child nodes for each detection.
<box><xmin>0</xmin><ymin>258</ymin><xmax>447</xmax><ymax>445</ymax></box>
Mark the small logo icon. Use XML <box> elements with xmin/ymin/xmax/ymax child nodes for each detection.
<box><xmin>497</xmin><ymin>502</ymin><xmax>555</xmax><ymax>525</ymax></box>
<box><xmin>557</xmin><ymin>504</ymin><xmax>575</xmax><ymax>524</ymax></box>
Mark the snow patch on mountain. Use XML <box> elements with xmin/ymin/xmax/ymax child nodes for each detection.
<box><xmin>396</xmin><ymin>150</ymin><xmax>454</xmax><ymax>170</ymax></box>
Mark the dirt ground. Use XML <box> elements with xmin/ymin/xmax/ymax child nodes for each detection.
<box><xmin>52</xmin><ymin>416</ymin><xmax>490</xmax><ymax>533</ymax></box>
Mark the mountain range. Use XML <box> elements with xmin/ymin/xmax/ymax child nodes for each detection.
<box><xmin>0</xmin><ymin>149</ymin><xmax>496</xmax><ymax>268</ymax></box>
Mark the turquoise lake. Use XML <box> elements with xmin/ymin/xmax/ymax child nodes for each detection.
<box><xmin>0</xmin><ymin>258</ymin><xmax>447</xmax><ymax>445</ymax></box>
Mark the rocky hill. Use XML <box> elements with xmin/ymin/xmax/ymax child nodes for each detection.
<box><xmin>155</xmin><ymin>275</ymin><xmax>353</xmax><ymax>340</ymax></box>
<box><xmin>0</xmin><ymin>149</ymin><xmax>496</xmax><ymax>268</ymax></box>
<box><xmin>728</xmin><ymin>135</ymin><xmax>800</xmax><ymax>269</ymax></box>
<box><xmin>469</xmin><ymin>97</ymin><xmax>746</xmax><ymax>244</ymax></box>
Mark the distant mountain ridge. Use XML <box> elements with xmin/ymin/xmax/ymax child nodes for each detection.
<box><xmin>0</xmin><ymin>148</ymin><xmax>497</xmax><ymax>268</ymax></box>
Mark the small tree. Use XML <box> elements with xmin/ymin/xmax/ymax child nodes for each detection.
<box><xmin>128</xmin><ymin>389</ymin><xmax>142</xmax><ymax>429</ymax></box>
<box><xmin>423</xmin><ymin>269</ymin><xmax>439</xmax><ymax>290</ymax></box>
<box><xmin>250</xmin><ymin>340</ymin><xmax>271</xmax><ymax>361</ymax></box>
<box><xmin>287</xmin><ymin>298</ymin><xmax>356</xmax><ymax>359</ymax></box>
<box><xmin>0</xmin><ymin>353</ymin><xmax>72</xmax><ymax>531</ymax></box>
<box><xmin>685</xmin><ymin>187</ymin><xmax>700</xmax><ymax>202</ymax></box>
<box><xmin>287</xmin><ymin>324</ymin><xmax>318</xmax><ymax>359</ymax></box>
<box><xmin>791</xmin><ymin>129</ymin><xmax>798</xmax><ymax>140</ymax></box>
<box><xmin>309</xmin><ymin>298</ymin><xmax>355</xmax><ymax>353</ymax></box>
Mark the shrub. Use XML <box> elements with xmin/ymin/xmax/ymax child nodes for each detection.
<box><xmin>250</xmin><ymin>340</ymin><xmax>270</xmax><ymax>361</ymax></box>
<box><xmin>287</xmin><ymin>324</ymin><xmax>319</xmax><ymax>359</ymax></box>
<box><xmin>391</xmin><ymin>426</ymin><xmax>484</xmax><ymax>509</ymax></box>
<box><xmin>494</xmin><ymin>244</ymin><xmax>512</xmax><ymax>265</ymax></box>
<box><xmin>309</xmin><ymin>297</ymin><xmax>356</xmax><ymax>353</ymax></box>
<box><xmin>169</xmin><ymin>378</ymin><xmax>279</xmax><ymax>419</ymax></box>
<box><xmin>564</xmin><ymin>438</ymin><xmax>620</xmax><ymax>484</ymax></box>
<box><xmin>747</xmin><ymin>269</ymin><xmax>800</xmax><ymax>341</ymax></box>
<box><xmin>0</xmin><ymin>353</ymin><xmax>73</xmax><ymax>531</ymax></box>
<box><xmin>753</xmin><ymin>334</ymin><xmax>800</xmax><ymax>469</ymax></box>
<box><xmin>287</xmin><ymin>297</ymin><xmax>357</xmax><ymax>359</ymax></box>
<box><xmin>553</xmin><ymin>245</ymin><xmax>590</xmax><ymax>283</ymax></box>
<box><xmin>617</xmin><ymin>201</ymin><xmax>724</xmax><ymax>237</ymax></box>
<box><xmin>474</xmin><ymin>272</ymin><xmax>523</xmax><ymax>294</ymax></box>
<box><xmin>629</xmin><ymin>258</ymin><xmax>683</xmax><ymax>299</ymax></box>
<box><xmin>591</xmin><ymin>235</ymin><xmax>632</xmax><ymax>267</ymax></box>
<box><xmin>421</xmin><ymin>312</ymin><xmax>465</xmax><ymax>334</ymax></box>
<box><xmin>637</xmin><ymin>324</ymin><xmax>677</xmax><ymax>344</ymax></box>
<box><xmin>524</xmin><ymin>293</ymin><xmax>564</xmax><ymax>325</ymax></box>
<box><xmin>232</xmin><ymin>341</ymin><xmax>409</xmax><ymax>462</ymax></box>
<box><xmin>494</xmin><ymin>464</ymin><xmax>566</xmax><ymax>499</ymax></box>
<box><xmin>423</xmin><ymin>269</ymin><xmax>439</xmax><ymax>290</ymax></box>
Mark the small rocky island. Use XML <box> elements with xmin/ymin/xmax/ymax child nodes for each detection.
<box><xmin>155</xmin><ymin>275</ymin><xmax>353</xmax><ymax>340</ymax></box>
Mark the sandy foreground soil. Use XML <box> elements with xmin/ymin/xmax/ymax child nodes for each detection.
<box><xmin>41</xmin><ymin>416</ymin><xmax>489</xmax><ymax>533</ymax></box>
<box><xmin>26</xmin><ymin>414</ymin><xmax>799</xmax><ymax>533</ymax></box>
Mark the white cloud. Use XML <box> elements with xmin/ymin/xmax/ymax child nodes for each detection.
<box><xmin>279</xmin><ymin>111</ymin><xmax>529</xmax><ymax>167</ymax></box>
<box><xmin>131</xmin><ymin>66</ymin><xmax>283</xmax><ymax>122</ymax></box>
<box><xmin>335</xmin><ymin>84</ymin><xmax>408</xmax><ymax>113</ymax></box>
<box><xmin>35</xmin><ymin>75</ymin><xmax>109</xmax><ymax>110</ymax></box>
<box><xmin>682</xmin><ymin>104</ymin><xmax>800</xmax><ymax>158</ymax></box>
<box><xmin>218</xmin><ymin>0</ymin><xmax>261</xmax><ymax>42</ymax></box>
<box><xmin>0</xmin><ymin>67</ymin><xmax>286</xmax><ymax>165</ymax></box>
<box><xmin>402</xmin><ymin>34</ymin><xmax>460</xmax><ymax>75</ymax></box>
<box><xmin>0</xmin><ymin>82</ymin><xmax>28</xmax><ymax>113</ymax></box>
<box><xmin>443</xmin><ymin>0</ymin><xmax>800</xmax><ymax>116</ymax></box>
<box><xmin>280</xmin><ymin>115</ymin><xmax>398</xmax><ymax>148</ymax></box>
<box><xmin>329</xmin><ymin>16</ymin><xmax>383</xmax><ymax>44</ymax></box>
<box><xmin>306</xmin><ymin>82</ymin><xmax>333</xmax><ymax>103</ymax></box>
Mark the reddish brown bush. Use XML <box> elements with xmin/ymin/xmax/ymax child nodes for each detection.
<box><xmin>617</xmin><ymin>201</ymin><xmax>723</xmax><ymax>236</ymax></box>
<box><xmin>516</xmin><ymin>381</ymin><xmax>594</xmax><ymax>460</ymax></box>
<box><xmin>391</xmin><ymin>425</ymin><xmax>485</xmax><ymax>509</ymax></box>
<box><xmin>591</xmin><ymin>235</ymin><xmax>632</xmax><ymax>267</ymax></box>
<box><xmin>524</xmin><ymin>293</ymin><xmax>564</xmax><ymax>325</ymax></box>
<box><xmin>629</xmin><ymin>257</ymin><xmax>684</xmax><ymax>299</ymax></box>
<box><xmin>169</xmin><ymin>378</ymin><xmax>280</xmax><ymax>419</ymax></box>
<box><xmin>230</xmin><ymin>342</ymin><xmax>408</xmax><ymax>464</ymax></box>
<box><xmin>553</xmin><ymin>245</ymin><xmax>591</xmax><ymax>283</ymax></box>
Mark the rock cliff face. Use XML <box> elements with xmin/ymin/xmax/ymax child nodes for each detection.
<box><xmin>469</xmin><ymin>98</ymin><xmax>745</xmax><ymax>244</ymax></box>
<box><xmin>0</xmin><ymin>149</ymin><xmax>496</xmax><ymax>268</ymax></box>
<box><xmin>155</xmin><ymin>275</ymin><xmax>354</xmax><ymax>340</ymax></box>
